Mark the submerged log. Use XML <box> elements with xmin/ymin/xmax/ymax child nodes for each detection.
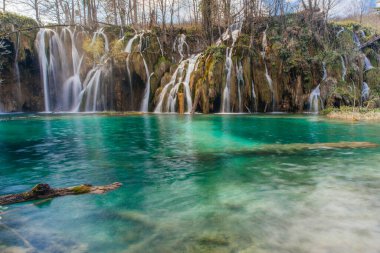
<box><xmin>0</xmin><ymin>182</ymin><xmax>122</xmax><ymax>205</ymax></box>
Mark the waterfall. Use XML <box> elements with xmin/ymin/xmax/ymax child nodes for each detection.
<box><xmin>74</xmin><ymin>28</ymin><xmax>110</xmax><ymax>112</ymax></box>
<box><xmin>309</xmin><ymin>85</ymin><xmax>323</xmax><ymax>113</ymax></box>
<box><xmin>35</xmin><ymin>27</ymin><xmax>85</xmax><ymax>112</ymax></box>
<box><xmin>260</xmin><ymin>28</ymin><xmax>275</xmax><ymax>110</ymax></box>
<box><xmin>221</xmin><ymin>47</ymin><xmax>233</xmax><ymax>113</ymax></box>
<box><xmin>236</xmin><ymin>62</ymin><xmax>244</xmax><ymax>112</ymax></box>
<box><xmin>173</xmin><ymin>34</ymin><xmax>189</xmax><ymax>62</ymax></box>
<box><xmin>308</xmin><ymin>63</ymin><xmax>327</xmax><ymax>113</ymax></box>
<box><xmin>362</xmin><ymin>82</ymin><xmax>370</xmax><ymax>102</ymax></box>
<box><xmin>125</xmin><ymin>34</ymin><xmax>140</xmax><ymax>103</ymax></box>
<box><xmin>360</xmin><ymin>30</ymin><xmax>366</xmax><ymax>38</ymax></box>
<box><xmin>154</xmin><ymin>54</ymin><xmax>200</xmax><ymax>113</ymax></box>
<box><xmin>341</xmin><ymin>56</ymin><xmax>346</xmax><ymax>81</ymax></box>
<box><xmin>337</xmin><ymin>27</ymin><xmax>344</xmax><ymax>37</ymax></box>
<box><xmin>140</xmin><ymin>55</ymin><xmax>152</xmax><ymax>112</ymax></box>
<box><xmin>252</xmin><ymin>81</ymin><xmax>257</xmax><ymax>112</ymax></box>
<box><xmin>364</xmin><ymin>55</ymin><xmax>374</xmax><ymax>71</ymax></box>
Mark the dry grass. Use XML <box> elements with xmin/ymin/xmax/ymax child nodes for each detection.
<box><xmin>327</xmin><ymin>111</ymin><xmax>380</xmax><ymax>121</ymax></box>
<box><xmin>333</xmin><ymin>13</ymin><xmax>380</xmax><ymax>33</ymax></box>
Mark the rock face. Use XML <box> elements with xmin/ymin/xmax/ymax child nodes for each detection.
<box><xmin>1</xmin><ymin>13</ymin><xmax>379</xmax><ymax>113</ymax></box>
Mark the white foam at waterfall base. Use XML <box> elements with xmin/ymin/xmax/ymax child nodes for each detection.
<box><xmin>154</xmin><ymin>54</ymin><xmax>201</xmax><ymax>113</ymax></box>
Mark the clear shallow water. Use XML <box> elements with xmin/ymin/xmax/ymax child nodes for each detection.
<box><xmin>0</xmin><ymin>114</ymin><xmax>380</xmax><ymax>253</ymax></box>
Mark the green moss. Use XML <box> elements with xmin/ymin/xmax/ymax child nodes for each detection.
<box><xmin>0</xmin><ymin>12</ymin><xmax>38</xmax><ymax>33</ymax></box>
<box><xmin>205</xmin><ymin>45</ymin><xmax>226</xmax><ymax>62</ymax></box>
<box><xmin>71</xmin><ymin>185</ymin><xmax>91</xmax><ymax>194</ymax></box>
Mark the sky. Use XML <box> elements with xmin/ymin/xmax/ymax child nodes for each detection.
<box><xmin>4</xmin><ymin>0</ymin><xmax>379</xmax><ymax>23</ymax></box>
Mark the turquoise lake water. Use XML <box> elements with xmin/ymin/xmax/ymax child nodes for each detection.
<box><xmin>0</xmin><ymin>114</ymin><xmax>380</xmax><ymax>253</ymax></box>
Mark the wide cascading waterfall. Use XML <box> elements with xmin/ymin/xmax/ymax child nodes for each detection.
<box><xmin>362</xmin><ymin>82</ymin><xmax>370</xmax><ymax>102</ymax></box>
<box><xmin>173</xmin><ymin>34</ymin><xmax>189</xmax><ymax>62</ymax></box>
<box><xmin>74</xmin><ymin>28</ymin><xmax>110</xmax><ymax>112</ymax></box>
<box><xmin>341</xmin><ymin>55</ymin><xmax>346</xmax><ymax>81</ymax></box>
<box><xmin>309</xmin><ymin>62</ymin><xmax>327</xmax><ymax>113</ymax></box>
<box><xmin>35</xmin><ymin>27</ymin><xmax>84</xmax><ymax>112</ymax></box>
<box><xmin>236</xmin><ymin>61</ymin><xmax>244</xmax><ymax>112</ymax></box>
<box><xmin>154</xmin><ymin>54</ymin><xmax>201</xmax><ymax>113</ymax></box>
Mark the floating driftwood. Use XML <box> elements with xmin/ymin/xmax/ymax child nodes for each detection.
<box><xmin>0</xmin><ymin>182</ymin><xmax>122</xmax><ymax>205</ymax></box>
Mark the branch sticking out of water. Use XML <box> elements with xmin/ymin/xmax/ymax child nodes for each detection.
<box><xmin>0</xmin><ymin>182</ymin><xmax>122</xmax><ymax>205</ymax></box>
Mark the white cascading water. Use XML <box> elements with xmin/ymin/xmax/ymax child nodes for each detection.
<box><xmin>236</xmin><ymin>61</ymin><xmax>244</xmax><ymax>112</ymax></box>
<box><xmin>364</xmin><ymin>55</ymin><xmax>374</xmax><ymax>71</ymax></box>
<box><xmin>74</xmin><ymin>28</ymin><xmax>110</xmax><ymax>112</ymax></box>
<box><xmin>362</xmin><ymin>82</ymin><xmax>370</xmax><ymax>102</ymax></box>
<box><xmin>35</xmin><ymin>27</ymin><xmax>85</xmax><ymax>112</ymax></box>
<box><xmin>309</xmin><ymin>85</ymin><xmax>323</xmax><ymax>113</ymax></box>
<box><xmin>140</xmin><ymin>54</ymin><xmax>152</xmax><ymax>112</ymax></box>
<box><xmin>173</xmin><ymin>34</ymin><xmax>189</xmax><ymax>62</ymax></box>
<box><xmin>309</xmin><ymin>62</ymin><xmax>327</xmax><ymax>113</ymax></box>
<box><xmin>220</xmin><ymin>22</ymin><xmax>242</xmax><ymax>113</ymax></box>
<box><xmin>261</xmin><ymin>28</ymin><xmax>275</xmax><ymax>110</ymax></box>
<box><xmin>125</xmin><ymin>34</ymin><xmax>140</xmax><ymax>101</ymax></box>
<box><xmin>154</xmin><ymin>54</ymin><xmax>201</xmax><ymax>113</ymax></box>
<box><xmin>252</xmin><ymin>81</ymin><xmax>257</xmax><ymax>112</ymax></box>
<box><xmin>341</xmin><ymin>55</ymin><xmax>346</xmax><ymax>81</ymax></box>
<box><xmin>156</xmin><ymin>36</ymin><xmax>164</xmax><ymax>56</ymax></box>
<box><xmin>221</xmin><ymin>48</ymin><xmax>233</xmax><ymax>113</ymax></box>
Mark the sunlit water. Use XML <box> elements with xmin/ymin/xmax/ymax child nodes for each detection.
<box><xmin>0</xmin><ymin>114</ymin><xmax>380</xmax><ymax>253</ymax></box>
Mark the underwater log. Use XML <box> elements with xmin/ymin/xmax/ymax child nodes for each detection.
<box><xmin>0</xmin><ymin>182</ymin><xmax>122</xmax><ymax>205</ymax></box>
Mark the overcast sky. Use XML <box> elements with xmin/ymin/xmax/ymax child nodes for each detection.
<box><xmin>4</xmin><ymin>0</ymin><xmax>379</xmax><ymax>23</ymax></box>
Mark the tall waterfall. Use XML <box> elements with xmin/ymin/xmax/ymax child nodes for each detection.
<box><xmin>220</xmin><ymin>22</ymin><xmax>242</xmax><ymax>113</ymax></box>
<box><xmin>251</xmin><ymin>81</ymin><xmax>257</xmax><ymax>112</ymax></box>
<box><xmin>154</xmin><ymin>54</ymin><xmax>201</xmax><ymax>113</ymax></box>
<box><xmin>221</xmin><ymin>48</ymin><xmax>233</xmax><ymax>113</ymax></box>
<box><xmin>261</xmin><ymin>28</ymin><xmax>275</xmax><ymax>110</ymax></box>
<box><xmin>140</xmin><ymin>54</ymin><xmax>152</xmax><ymax>112</ymax></box>
<box><xmin>125</xmin><ymin>34</ymin><xmax>140</xmax><ymax>103</ymax></box>
<box><xmin>74</xmin><ymin>28</ymin><xmax>111</xmax><ymax>112</ymax></box>
<box><xmin>236</xmin><ymin>61</ymin><xmax>244</xmax><ymax>112</ymax></box>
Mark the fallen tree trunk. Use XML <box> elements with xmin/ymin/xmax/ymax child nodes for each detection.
<box><xmin>0</xmin><ymin>182</ymin><xmax>122</xmax><ymax>205</ymax></box>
